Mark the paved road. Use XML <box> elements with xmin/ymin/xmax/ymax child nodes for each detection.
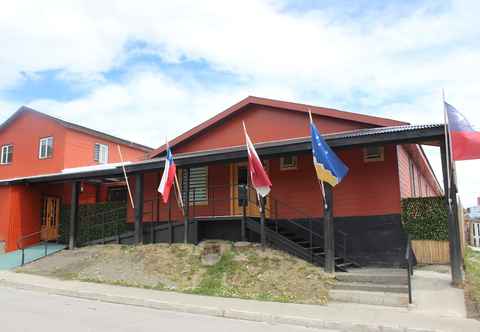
<box><xmin>0</xmin><ymin>286</ymin><xmax>334</xmax><ymax>332</ymax></box>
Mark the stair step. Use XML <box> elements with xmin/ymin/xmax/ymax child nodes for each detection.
<box><xmin>329</xmin><ymin>289</ymin><xmax>409</xmax><ymax>307</ymax></box>
<box><xmin>336</xmin><ymin>270</ymin><xmax>408</xmax><ymax>285</ymax></box>
<box><xmin>335</xmin><ymin>281</ymin><xmax>408</xmax><ymax>294</ymax></box>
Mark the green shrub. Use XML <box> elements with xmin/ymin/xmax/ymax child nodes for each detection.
<box><xmin>401</xmin><ymin>196</ymin><xmax>449</xmax><ymax>241</ymax></box>
<box><xmin>58</xmin><ymin>201</ymin><xmax>128</xmax><ymax>245</ymax></box>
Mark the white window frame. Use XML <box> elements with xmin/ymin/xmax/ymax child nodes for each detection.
<box><xmin>280</xmin><ymin>155</ymin><xmax>298</xmax><ymax>170</ymax></box>
<box><xmin>0</xmin><ymin>144</ymin><xmax>13</xmax><ymax>165</ymax></box>
<box><xmin>363</xmin><ymin>146</ymin><xmax>384</xmax><ymax>162</ymax></box>
<box><xmin>94</xmin><ymin>143</ymin><xmax>109</xmax><ymax>164</ymax></box>
<box><xmin>39</xmin><ymin>137</ymin><xmax>53</xmax><ymax>159</ymax></box>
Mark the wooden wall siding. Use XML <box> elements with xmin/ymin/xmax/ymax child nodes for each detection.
<box><xmin>0</xmin><ymin>187</ymin><xmax>11</xmax><ymax>241</ymax></box>
<box><xmin>0</xmin><ymin>111</ymin><xmax>67</xmax><ymax>180</ymax></box>
<box><xmin>174</xmin><ymin>105</ymin><xmax>374</xmax><ymax>154</ymax></box>
<box><xmin>397</xmin><ymin>145</ymin><xmax>437</xmax><ymax>199</ymax></box>
<box><xmin>64</xmin><ymin>130</ymin><xmax>146</xmax><ymax>169</ymax></box>
<box><xmin>134</xmin><ymin>145</ymin><xmax>402</xmax><ymax>222</ymax></box>
<box><xmin>412</xmin><ymin>240</ymin><xmax>450</xmax><ymax>264</ymax></box>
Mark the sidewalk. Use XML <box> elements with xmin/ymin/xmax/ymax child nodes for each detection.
<box><xmin>0</xmin><ymin>270</ymin><xmax>479</xmax><ymax>332</ymax></box>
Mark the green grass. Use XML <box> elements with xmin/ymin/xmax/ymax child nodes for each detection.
<box><xmin>465</xmin><ymin>247</ymin><xmax>480</xmax><ymax>305</ymax></box>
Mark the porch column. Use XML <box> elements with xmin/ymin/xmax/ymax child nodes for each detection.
<box><xmin>323</xmin><ymin>183</ymin><xmax>335</xmax><ymax>273</ymax></box>
<box><xmin>184</xmin><ymin>168</ymin><xmax>190</xmax><ymax>244</ymax></box>
<box><xmin>440</xmin><ymin>141</ymin><xmax>463</xmax><ymax>285</ymax></box>
<box><xmin>68</xmin><ymin>181</ymin><xmax>80</xmax><ymax>250</ymax></box>
<box><xmin>134</xmin><ymin>173</ymin><xmax>144</xmax><ymax>244</ymax></box>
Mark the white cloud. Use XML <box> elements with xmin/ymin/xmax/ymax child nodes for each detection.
<box><xmin>1</xmin><ymin>0</ymin><xmax>480</xmax><ymax>205</ymax></box>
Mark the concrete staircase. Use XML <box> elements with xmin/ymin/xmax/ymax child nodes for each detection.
<box><xmin>330</xmin><ymin>268</ymin><xmax>410</xmax><ymax>307</ymax></box>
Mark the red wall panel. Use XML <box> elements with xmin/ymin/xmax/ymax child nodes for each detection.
<box><xmin>175</xmin><ymin>105</ymin><xmax>373</xmax><ymax>154</ymax></box>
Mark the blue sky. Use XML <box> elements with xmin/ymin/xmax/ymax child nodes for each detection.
<box><xmin>0</xmin><ymin>0</ymin><xmax>479</xmax><ymax>206</ymax></box>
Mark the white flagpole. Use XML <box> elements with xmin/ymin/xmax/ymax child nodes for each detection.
<box><xmin>308</xmin><ymin>109</ymin><xmax>328</xmax><ymax>210</ymax></box>
<box><xmin>117</xmin><ymin>144</ymin><xmax>135</xmax><ymax>209</ymax></box>
<box><xmin>442</xmin><ymin>90</ymin><xmax>453</xmax><ymax>210</ymax></box>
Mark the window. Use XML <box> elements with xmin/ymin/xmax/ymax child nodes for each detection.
<box><xmin>94</xmin><ymin>143</ymin><xmax>109</xmax><ymax>164</ymax></box>
<box><xmin>107</xmin><ymin>187</ymin><xmax>128</xmax><ymax>202</ymax></box>
<box><xmin>0</xmin><ymin>144</ymin><xmax>13</xmax><ymax>164</ymax></box>
<box><xmin>280</xmin><ymin>155</ymin><xmax>298</xmax><ymax>170</ymax></box>
<box><xmin>181</xmin><ymin>166</ymin><xmax>208</xmax><ymax>204</ymax></box>
<box><xmin>363</xmin><ymin>146</ymin><xmax>384</xmax><ymax>162</ymax></box>
<box><xmin>409</xmin><ymin>159</ymin><xmax>417</xmax><ymax>197</ymax></box>
<box><xmin>39</xmin><ymin>137</ymin><xmax>53</xmax><ymax>159</ymax></box>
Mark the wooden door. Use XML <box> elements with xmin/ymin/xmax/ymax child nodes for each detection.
<box><xmin>41</xmin><ymin>197</ymin><xmax>60</xmax><ymax>241</ymax></box>
<box><xmin>231</xmin><ymin>163</ymin><xmax>270</xmax><ymax>218</ymax></box>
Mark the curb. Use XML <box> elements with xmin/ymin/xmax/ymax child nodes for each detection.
<box><xmin>0</xmin><ymin>278</ymin><xmax>437</xmax><ymax>332</ymax></box>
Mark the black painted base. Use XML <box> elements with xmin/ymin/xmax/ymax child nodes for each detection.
<box><xmin>134</xmin><ymin>214</ymin><xmax>407</xmax><ymax>267</ymax></box>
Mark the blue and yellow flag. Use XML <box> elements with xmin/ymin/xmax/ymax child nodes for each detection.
<box><xmin>310</xmin><ymin>122</ymin><xmax>348</xmax><ymax>187</ymax></box>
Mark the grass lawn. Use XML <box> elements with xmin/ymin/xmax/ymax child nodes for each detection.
<box><xmin>16</xmin><ymin>242</ymin><xmax>334</xmax><ymax>305</ymax></box>
<box><xmin>465</xmin><ymin>247</ymin><xmax>480</xmax><ymax>317</ymax></box>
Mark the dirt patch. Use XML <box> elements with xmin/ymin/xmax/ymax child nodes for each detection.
<box><xmin>17</xmin><ymin>241</ymin><xmax>333</xmax><ymax>304</ymax></box>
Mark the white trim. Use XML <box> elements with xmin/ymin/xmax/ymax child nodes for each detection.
<box><xmin>0</xmin><ymin>144</ymin><xmax>13</xmax><ymax>164</ymax></box>
<box><xmin>39</xmin><ymin>137</ymin><xmax>53</xmax><ymax>159</ymax></box>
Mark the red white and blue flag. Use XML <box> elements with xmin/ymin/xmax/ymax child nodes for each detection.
<box><xmin>243</xmin><ymin>123</ymin><xmax>272</xmax><ymax>197</ymax></box>
<box><xmin>158</xmin><ymin>146</ymin><xmax>177</xmax><ymax>203</ymax></box>
<box><xmin>445</xmin><ymin>102</ymin><xmax>480</xmax><ymax>161</ymax></box>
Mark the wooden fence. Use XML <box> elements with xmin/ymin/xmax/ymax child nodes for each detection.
<box><xmin>412</xmin><ymin>240</ymin><xmax>450</xmax><ymax>264</ymax></box>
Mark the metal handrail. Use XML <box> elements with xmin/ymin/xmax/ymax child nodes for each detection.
<box><xmin>405</xmin><ymin>234</ymin><xmax>415</xmax><ymax>304</ymax></box>
<box><xmin>16</xmin><ymin>229</ymin><xmax>49</xmax><ymax>266</ymax></box>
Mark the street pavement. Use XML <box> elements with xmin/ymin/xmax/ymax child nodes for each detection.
<box><xmin>0</xmin><ymin>286</ymin><xmax>334</xmax><ymax>332</ymax></box>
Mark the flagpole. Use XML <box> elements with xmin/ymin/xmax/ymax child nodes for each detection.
<box><xmin>117</xmin><ymin>144</ymin><xmax>135</xmax><ymax>209</ymax></box>
<box><xmin>442</xmin><ymin>90</ymin><xmax>453</xmax><ymax>210</ymax></box>
<box><xmin>308</xmin><ymin>109</ymin><xmax>328</xmax><ymax>210</ymax></box>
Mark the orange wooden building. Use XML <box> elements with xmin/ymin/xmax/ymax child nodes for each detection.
<box><xmin>0</xmin><ymin>97</ymin><xmax>448</xmax><ymax>270</ymax></box>
<box><xmin>0</xmin><ymin>107</ymin><xmax>152</xmax><ymax>252</ymax></box>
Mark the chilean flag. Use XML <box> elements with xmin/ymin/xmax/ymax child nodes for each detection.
<box><xmin>158</xmin><ymin>147</ymin><xmax>177</xmax><ymax>203</ymax></box>
<box><xmin>243</xmin><ymin>123</ymin><xmax>272</xmax><ymax>197</ymax></box>
<box><xmin>445</xmin><ymin>102</ymin><xmax>480</xmax><ymax>161</ymax></box>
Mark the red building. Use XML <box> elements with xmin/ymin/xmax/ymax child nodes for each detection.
<box><xmin>0</xmin><ymin>97</ymin><xmax>446</xmax><ymax>269</ymax></box>
<box><xmin>0</xmin><ymin>106</ymin><xmax>152</xmax><ymax>252</ymax></box>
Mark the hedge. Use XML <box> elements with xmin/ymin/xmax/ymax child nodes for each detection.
<box><xmin>401</xmin><ymin>196</ymin><xmax>449</xmax><ymax>241</ymax></box>
<box><xmin>58</xmin><ymin>201</ymin><xmax>128</xmax><ymax>245</ymax></box>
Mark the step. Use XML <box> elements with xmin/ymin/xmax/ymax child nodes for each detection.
<box><xmin>336</xmin><ymin>270</ymin><xmax>408</xmax><ymax>285</ymax></box>
<box><xmin>329</xmin><ymin>289</ymin><xmax>409</xmax><ymax>307</ymax></box>
<box><xmin>334</xmin><ymin>281</ymin><xmax>409</xmax><ymax>294</ymax></box>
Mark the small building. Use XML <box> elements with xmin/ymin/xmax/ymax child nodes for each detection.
<box><xmin>0</xmin><ymin>97</ymin><xmax>447</xmax><ymax>270</ymax></box>
<box><xmin>0</xmin><ymin>106</ymin><xmax>152</xmax><ymax>252</ymax></box>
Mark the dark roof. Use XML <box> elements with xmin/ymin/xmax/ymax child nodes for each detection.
<box><xmin>149</xmin><ymin>96</ymin><xmax>409</xmax><ymax>157</ymax></box>
<box><xmin>0</xmin><ymin>123</ymin><xmax>444</xmax><ymax>186</ymax></box>
<box><xmin>0</xmin><ymin>106</ymin><xmax>153</xmax><ymax>152</ymax></box>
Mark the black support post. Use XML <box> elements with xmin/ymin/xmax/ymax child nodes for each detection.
<box><xmin>260</xmin><ymin>196</ymin><xmax>266</xmax><ymax>248</ymax></box>
<box><xmin>323</xmin><ymin>183</ymin><xmax>335</xmax><ymax>273</ymax></box>
<box><xmin>134</xmin><ymin>173</ymin><xmax>144</xmax><ymax>245</ymax></box>
<box><xmin>68</xmin><ymin>181</ymin><xmax>80</xmax><ymax>250</ymax></box>
<box><xmin>184</xmin><ymin>168</ymin><xmax>190</xmax><ymax>244</ymax></box>
<box><xmin>440</xmin><ymin>142</ymin><xmax>463</xmax><ymax>286</ymax></box>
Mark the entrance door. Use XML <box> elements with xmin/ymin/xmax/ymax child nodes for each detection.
<box><xmin>231</xmin><ymin>163</ymin><xmax>270</xmax><ymax>217</ymax></box>
<box><xmin>41</xmin><ymin>197</ymin><xmax>60</xmax><ymax>241</ymax></box>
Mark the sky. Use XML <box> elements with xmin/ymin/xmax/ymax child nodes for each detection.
<box><xmin>0</xmin><ymin>0</ymin><xmax>479</xmax><ymax>206</ymax></box>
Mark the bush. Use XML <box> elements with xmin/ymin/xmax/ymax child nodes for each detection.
<box><xmin>401</xmin><ymin>197</ymin><xmax>449</xmax><ymax>241</ymax></box>
<box><xmin>59</xmin><ymin>201</ymin><xmax>128</xmax><ymax>245</ymax></box>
